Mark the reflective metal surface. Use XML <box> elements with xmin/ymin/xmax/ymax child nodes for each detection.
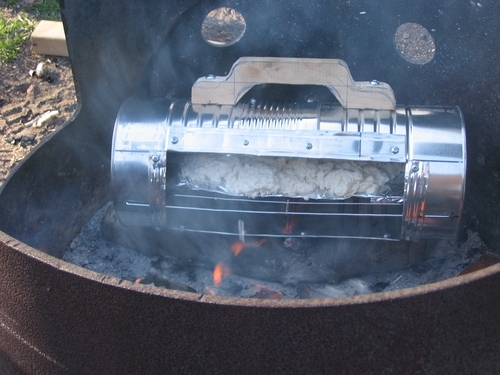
<box><xmin>201</xmin><ymin>7</ymin><xmax>246</xmax><ymax>47</ymax></box>
<box><xmin>112</xmin><ymin>98</ymin><xmax>465</xmax><ymax>241</ymax></box>
<box><xmin>402</xmin><ymin>106</ymin><xmax>467</xmax><ymax>240</ymax></box>
<box><xmin>168</xmin><ymin>99</ymin><xmax>407</xmax><ymax>161</ymax></box>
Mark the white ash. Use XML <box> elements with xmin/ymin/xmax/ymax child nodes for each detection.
<box><xmin>180</xmin><ymin>154</ymin><xmax>404</xmax><ymax>199</ymax></box>
<box><xmin>63</xmin><ymin>203</ymin><xmax>490</xmax><ymax>299</ymax></box>
<box><xmin>64</xmin><ymin>202</ymin><xmax>154</xmax><ymax>281</ymax></box>
<box><xmin>304</xmin><ymin>232</ymin><xmax>488</xmax><ymax>298</ymax></box>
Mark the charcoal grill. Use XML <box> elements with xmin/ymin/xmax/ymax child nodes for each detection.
<box><xmin>0</xmin><ymin>1</ymin><xmax>499</xmax><ymax>374</ymax></box>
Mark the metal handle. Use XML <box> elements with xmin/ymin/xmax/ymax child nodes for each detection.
<box><xmin>191</xmin><ymin>57</ymin><xmax>396</xmax><ymax>110</ymax></box>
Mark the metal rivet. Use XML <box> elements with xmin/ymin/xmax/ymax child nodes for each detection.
<box><xmin>249</xmin><ymin>98</ymin><xmax>257</xmax><ymax>106</ymax></box>
<box><xmin>411</xmin><ymin>165</ymin><xmax>419</xmax><ymax>172</ymax></box>
<box><xmin>307</xmin><ymin>98</ymin><xmax>314</xmax><ymax>103</ymax></box>
<box><xmin>171</xmin><ymin>136</ymin><xmax>179</xmax><ymax>144</ymax></box>
<box><xmin>383</xmin><ymin>233</ymin><xmax>391</xmax><ymax>238</ymax></box>
<box><xmin>206</xmin><ymin>74</ymin><xmax>215</xmax><ymax>80</ymax></box>
<box><xmin>151</xmin><ymin>155</ymin><xmax>160</xmax><ymax>163</ymax></box>
<box><xmin>306</xmin><ymin>142</ymin><xmax>313</xmax><ymax>150</ymax></box>
<box><xmin>370</xmin><ymin>79</ymin><xmax>380</xmax><ymax>85</ymax></box>
<box><xmin>243</xmin><ymin>140</ymin><xmax>249</xmax><ymax>146</ymax></box>
<box><xmin>391</xmin><ymin>146</ymin><xmax>400</xmax><ymax>154</ymax></box>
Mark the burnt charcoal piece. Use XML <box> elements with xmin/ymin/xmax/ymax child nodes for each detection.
<box><xmin>252</xmin><ymin>285</ymin><xmax>283</xmax><ymax>300</ymax></box>
<box><xmin>371</xmin><ymin>282</ymin><xmax>390</xmax><ymax>293</ymax></box>
<box><xmin>296</xmin><ymin>284</ymin><xmax>331</xmax><ymax>299</ymax></box>
<box><xmin>139</xmin><ymin>271</ymin><xmax>197</xmax><ymax>293</ymax></box>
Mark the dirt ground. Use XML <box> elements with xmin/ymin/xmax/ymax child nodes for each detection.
<box><xmin>0</xmin><ymin>8</ymin><xmax>76</xmax><ymax>184</ymax></box>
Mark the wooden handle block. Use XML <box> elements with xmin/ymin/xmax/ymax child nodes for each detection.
<box><xmin>192</xmin><ymin>57</ymin><xmax>396</xmax><ymax>110</ymax></box>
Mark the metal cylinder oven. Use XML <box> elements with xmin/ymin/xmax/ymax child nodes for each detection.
<box><xmin>112</xmin><ymin>58</ymin><xmax>466</xmax><ymax>242</ymax></box>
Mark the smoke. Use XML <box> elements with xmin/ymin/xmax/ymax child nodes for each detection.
<box><xmin>47</xmin><ymin>0</ymin><xmax>500</xmax><ymax>287</ymax></box>
<box><xmin>64</xmin><ymin>202</ymin><xmax>491</xmax><ymax>299</ymax></box>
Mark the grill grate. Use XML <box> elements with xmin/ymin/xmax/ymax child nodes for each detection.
<box><xmin>164</xmin><ymin>187</ymin><xmax>404</xmax><ymax>240</ymax></box>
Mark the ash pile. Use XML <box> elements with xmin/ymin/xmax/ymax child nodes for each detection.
<box><xmin>63</xmin><ymin>203</ymin><xmax>494</xmax><ymax>300</ymax></box>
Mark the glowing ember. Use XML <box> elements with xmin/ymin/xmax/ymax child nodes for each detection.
<box><xmin>230</xmin><ymin>241</ymin><xmax>245</xmax><ymax>256</ymax></box>
<box><xmin>213</xmin><ymin>263</ymin><xmax>231</xmax><ymax>285</ymax></box>
<box><xmin>252</xmin><ymin>284</ymin><xmax>283</xmax><ymax>299</ymax></box>
<box><xmin>230</xmin><ymin>238</ymin><xmax>267</xmax><ymax>256</ymax></box>
<box><xmin>205</xmin><ymin>287</ymin><xmax>216</xmax><ymax>296</ymax></box>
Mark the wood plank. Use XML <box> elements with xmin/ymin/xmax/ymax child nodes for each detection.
<box><xmin>192</xmin><ymin>57</ymin><xmax>396</xmax><ymax>110</ymax></box>
<box><xmin>31</xmin><ymin>20</ymin><xmax>69</xmax><ymax>57</ymax></box>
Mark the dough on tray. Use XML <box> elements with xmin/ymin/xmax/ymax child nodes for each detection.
<box><xmin>180</xmin><ymin>154</ymin><xmax>404</xmax><ymax>200</ymax></box>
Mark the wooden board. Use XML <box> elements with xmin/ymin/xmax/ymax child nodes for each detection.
<box><xmin>192</xmin><ymin>57</ymin><xmax>396</xmax><ymax>110</ymax></box>
<box><xmin>31</xmin><ymin>20</ymin><xmax>69</xmax><ymax>57</ymax></box>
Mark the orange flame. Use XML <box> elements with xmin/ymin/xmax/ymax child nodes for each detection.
<box><xmin>230</xmin><ymin>238</ymin><xmax>267</xmax><ymax>256</ymax></box>
<box><xmin>231</xmin><ymin>241</ymin><xmax>246</xmax><ymax>256</ymax></box>
<box><xmin>213</xmin><ymin>263</ymin><xmax>231</xmax><ymax>285</ymax></box>
<box><xmin>134</xmin><ymin>278</ymin><xmax>142</xmax><ymax>284</ymax></box>
<box><xmin>282</xmin><ymin>215</ymin><xmax>299</xmax><ymax>234</ymax></box>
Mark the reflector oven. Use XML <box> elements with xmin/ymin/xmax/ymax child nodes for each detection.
<box><xmin>0</xmin><ymin>1</ymin><xmax>499</xmax><ymax>374</ymax></box>
<box><xmin>112</xmin><ymin>57</ymin><xmax>466</xmax><ymax>241</ymax></box>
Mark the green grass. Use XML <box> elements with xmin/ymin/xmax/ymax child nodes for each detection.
<box><xmin>32</xmin><ymin>0</ymin><xmax>61</xmax><ymax>21</ymax></box>
<box><xmin>0</xmin><ymin>0</ymin><xmax>61</xmax><ymax>63</ymax></box>
<box><xmin>0</xmin><ymin>13</ymin><xmax>35</xmax><ymax>63</ymax></box>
